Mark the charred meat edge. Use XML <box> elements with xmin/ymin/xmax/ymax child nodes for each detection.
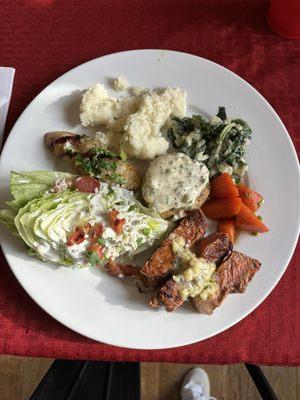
<box><xmin>139</xmin><ymin>209</ymin><xmax>208</xmax><ymax>289</ymax></box>
<box><xmin>150</xmin><ymin>232</ymin><xmax>232</xmax><ymax>312</ymax></box>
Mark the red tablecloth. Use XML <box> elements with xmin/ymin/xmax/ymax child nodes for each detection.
<box><xmin>0</xmin><ymin>0</ymin><xmax>299</xmax><ymax>366</ymax></box>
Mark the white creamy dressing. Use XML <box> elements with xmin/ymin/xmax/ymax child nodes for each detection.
<box><xmin>33</xmin><ymin>182</ymin><xmax>168</xmax><ymax>266</ymax></box>
<box><xmin>142</xmin><ymin>153</ymin><xmax>209</xmax><ymax>213</ymax></box>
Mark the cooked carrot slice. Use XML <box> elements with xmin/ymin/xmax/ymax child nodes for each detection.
<box><xmin>235</xmin><ymin>204</ymin><xmax>269</xmax><ymax>233</ymax></box>
<box><xmin>218</xmin><ymin>219</ymin><xmax>235</xmax><ymax>243</ymax></box>
<box><xmin>238</xmin><ymin>184</ymin><xmax>264</xmax><ymax>212</ymax></box>
<box><xmin>202</xmin><ymin>197</ymin><xmax>242</xmax><ymax>220</ymax></box>
<box><xmin>210</xmin><ymin>173</ymin><xmax>239</xmax><ymax>198</ymax></box>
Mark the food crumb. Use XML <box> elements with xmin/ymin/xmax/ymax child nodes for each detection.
<box><xmin>113</xmin><ymin>76</ymin><xmax>129</xmax><ymax>91</ymax></box>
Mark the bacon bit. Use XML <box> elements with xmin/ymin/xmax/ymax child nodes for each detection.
<box><xmin>114</xmin><ymin>218</ymin><xmax>126</xmax><ymax>234</ymax></box>
<box><xmin>104</xmin><ymin>258</ymin><xmax>136</xmax><ymax>278</ymax></box>
<box><xmin>108</xmin><ymin>209</ymin><xmax>118</xmax><ymax>226</ymax></box>
<box><xmin>83</xmin><ymin>223</ymin><xmax>92</xmax><ymax>233</ymax></box>
<box><xmin>90</xmin><ymin>223</ymin><xmax>104</xmax><ymax>242</ymax></box>
<box><xmin>87</xmin><ymin>243</ymin><xmax>104</xmax><ymax>258</ymax></box>
<box><xmin>67</xmin><ymin>226</ymin><xmax>85</xmax><ymax>246</ymax></box>
<box><xmin>67</xmin><ymin>223</ymin><xmax>91</xmax><ymax>246</ymax></box>
<box><xmin>108</xmin><ymin>208</ymin><xmax>126</xmax><ymax>235</ymax></box>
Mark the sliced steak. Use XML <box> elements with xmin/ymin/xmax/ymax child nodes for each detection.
<box><xmin>191</xmin><ymin>251</ymin><xmax>261</xmax><ymax>314</ymax></box>
<box><xmin>196</xmin><ymin>232</ymin><xmax>233</xmax><ymax>264</ymax></box>
<box><xmin>140</xmin><ymin>209</ymin><xmax>208</xmax><ymax>288</ymax></box>
<box><xmin>150</xmin><ymin>231</ymin><xmax>232</xmax><ymax>312</ymax></box>
<box><xmin>150</xmin><ymin>280</ymin><xmax>183</xmax><ymax>312</ymax></box>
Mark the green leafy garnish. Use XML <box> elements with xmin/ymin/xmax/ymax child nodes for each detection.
<box><xmin>97</xmin><ymin>237</ymin><xmax>105</xmax><ymax>245</ymax></box>
<box><xmin>120</xmin><ymin>149</ymin><xmax>127</xmax><ymax>161</ymax></box>
<box><xmin>74</xmin><ymin>147</ymin><xmax>126</xmax><ymax>185</ymax></box>
<box><xmin>86</xmin><ymin>250</ymin><xmax>102</xmax><ymax>266</ymax></box>
<box><xmin>168</xmin><ymin>107</ymin><xmax>252</xmax><ymax>182</ymax></box>
<box><xmin>216</xmin><ymin>106</ymin><xmax>227</xmax><ymax>121</ymax></box>
<box><xmin>143</xmin><ymin>227</ymin><xmax>151</xmax><ymax>236</ymax></box>
<box><xmin>136</xmin><ymin>237</ymin><xmax>143</xmax><ymax>246</ymax></box>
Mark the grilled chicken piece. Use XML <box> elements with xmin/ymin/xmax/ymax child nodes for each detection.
<box><xmin>150</xmin><ymin>232</ymin><xmax>232</xmax><ymax>312</ymax></box>
<box><xmin>196</xmin><ymin>232</ymin><xmax>232</xmax><ymax>264</ymax></box>
<box><xmin>191</xmin><ymin>251</ymin><xmax>261</xmax><ymax>314</ymax></box>
<box><xmin>44</xmin><ymin>131</ymin><xmax>141</xmax><ymax>190</ymax></box>
<box><xmin>140</xmin><ymin>209</ymin><xmax>208</xmax><ymax>289</ymax></box>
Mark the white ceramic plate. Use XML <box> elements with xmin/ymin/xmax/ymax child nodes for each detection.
<box><xmin>0</xmin><ymin>50</ymin><xmax>299</xmax><ymax>349</ymax></box>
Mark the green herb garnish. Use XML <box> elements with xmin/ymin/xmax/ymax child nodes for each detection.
<box><xmin>142</xmin><ymin>227</ymin><xmax>151</xmax><ymax>236</ymax></box>
<box><xmin>86</xmin><ymin>250</ymin><xmax>102</xmax><ymax>266</ymax></box>
<box><xmin>136</xmin><ymin>237</ymin><xmax>143</xmax><ymax>246</ymax></box>
<box><xmin>74</xmin><ymin>147</ymin><xmax>125</xmax><ymax>186</ymax></box>
<box><xmin>97</xmin><ymin>237</ymin><xmax>105</xmax><ymax>245</ymax></box>
<box><xmin>168</xmin><ymin>106</ymin><xmax>252</xmax><ymax>182</ymax></box>
<box><xmin>120</xmin><ymin>149</ymin><xmax>127</xmax><ymax>161</ymax></box>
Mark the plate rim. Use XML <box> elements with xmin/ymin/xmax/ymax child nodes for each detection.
<box><xmin>0</xmin><ymin>49</ymin><xmax>299</xmax><ymax>350</ymax></box>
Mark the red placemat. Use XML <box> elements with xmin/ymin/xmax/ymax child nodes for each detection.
<box><xmin>0</xmin><ymin>0</ymin><xmax>299</xmax><ymax>365</ymax></box>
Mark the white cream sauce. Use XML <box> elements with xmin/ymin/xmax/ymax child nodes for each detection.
<box><xmin>142</xmin><ymin>153</ymin><xmax>209</xmax><ymax>213</ymax></box>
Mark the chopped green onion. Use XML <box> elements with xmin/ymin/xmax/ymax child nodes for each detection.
<box><xmin>97</xmin><ymin>237</ymin><xmax>105</xmax><ymax>245</ymax></box>
<box><xmin>120</xmin><ymin>149</ymin><xmax>127</xmax><ymax>161</ymax></box>
<box><xmin>137</xmin><ymin>237</ymin><xmax>143</xmax><ymax>246</ymax></box>
<box><xmin>86</xmin><ymin>250</ymin><xmax>102</xmax><ymax>266</ymax></box>
<box><xmin>143</xmin><ymin>227</ymin><xmax>151</xmax><ymax>236</ymax></box>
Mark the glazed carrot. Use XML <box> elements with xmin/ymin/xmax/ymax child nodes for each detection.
<box><xmin>218</xmin><ymin>219</ymin><xmax>235</xmax><ymax>243</ymax></box>
<box><xmin>238</xmin><ymin>184</ymin><xmax>264</xmax><ymax>212</ymax></box>
<box><xmin>235</xmin><ymin>204</ymin><xmax>269</xmax><ymax>233</ymax></box>
<box><xmin>210</xmin><ymin>173</ymin><xmax>239</xmax><ymax>198</ymax></box>
<box><xmin>202</xmin><ymin>197</ymin><xmax>242</xmax><ymax>220</ymax></box>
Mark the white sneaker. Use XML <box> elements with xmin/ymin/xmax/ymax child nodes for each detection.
<box><xmin>181</xmin><ymin>367</ymin><xmax>217</xmax><ymax>400</ymax></box>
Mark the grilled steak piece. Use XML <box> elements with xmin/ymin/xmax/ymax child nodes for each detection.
<box><xmin>191</xmin><ymin>251</ymin><xmax>261</xmax><ymax>314</ymax></box>
<box><xmin>44</xmin><ymin>131</ymin><xmax>141</xmax><ymax>190</ymax></box>
<box><xmin>150</xmin><ymin>280</ymin><xmax>183</xmax><ymax>312</ymax></box>
<box><xmin>196</xmin><ymin>232</ymin><xmax>232</xmax><ymax>264</ymax></box>
<box><xmin>150</xmin><ymin>232</ymin><xmax>232</xmax><ymax>312</ymax></box>
<box><xmin>140</xmin><ymin>209</ymin><xmax>208</xmax><ymax>288</ymax></box>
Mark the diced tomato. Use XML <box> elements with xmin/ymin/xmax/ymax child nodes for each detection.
<box><xmin>237</xmin><ymin>184</ymin><xmax>264</xmax><ymax>212</ymax></box>
<box><xmin>202</xmin><ymin>197</ymin><xmax>242</xmax><ymax>220</ymax></box>
<box><xmin>108</xmin><ymin>209</ymin><xmax>126</xmax><ymax>234</ymax></box>
<box><xmin>75</xmin><ymin>176</ymin><xmax>100</xmax><ymax>193</ymax></box>
<box><xmin>67</xmin><ymin>226</ymin><xmax>86</xmax><ymax>246</ymax></box>
<box><xmin>235</xmin><ymin>204</ymin><xmax>269</xmax><ymax>233</ymax></box>
<box><xmin>210</xmin><ymin>173</ymin><xmax>239</xmax><ymax>198</ymax></box>
<box><xmin>218</xmin><ymin>219</ymin><xmax>235</xmax><ymax>243</ymax></box>
<box><xmin>87</xmin><ymin>243</ymin><xmax>104</xmax><ymax>258</ymax></box>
